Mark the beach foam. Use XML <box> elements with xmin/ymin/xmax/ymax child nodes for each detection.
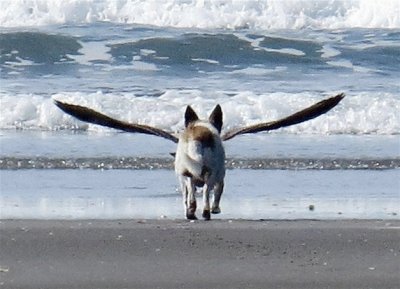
<box><xmin>1</xmin><ymin>0</ymin><xmax>399</xmax><ymax>29</ymax></box>
<box><xmin>0</xmin><ymin>90</ymin><xmax>399</xmax><ymax>135</ymax></box>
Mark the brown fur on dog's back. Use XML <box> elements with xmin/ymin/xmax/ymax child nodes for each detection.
<box><xmin>184</xmin><ymin>125</ymin><xmax>215</xmax><ymax>148</ymax></box>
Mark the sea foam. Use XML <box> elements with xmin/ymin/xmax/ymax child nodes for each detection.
<box><xmin>0</xmin><ymin>90</ymin><xmax>398</xmax><ymax>135</ymax></box>
<box><xmin>1</xmin><ymin>0</ymin><xmax>399</xmax><ymax>29</ymax></box>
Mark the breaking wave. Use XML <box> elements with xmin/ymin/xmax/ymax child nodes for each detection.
<box><xmin>1</xmin><ymin>0</ymin><xmax>399</xmax><ymax>29</ymax></box>
<box><xmin>0</xmin><ymin>90</ymin><xmax>399</xmax><ymax>135</ymax></box>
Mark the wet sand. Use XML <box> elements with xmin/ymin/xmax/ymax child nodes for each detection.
<box><xmin>1</xmin><ymin>219</ymin><xmax>399</xmax><ymax>289</ymax></box>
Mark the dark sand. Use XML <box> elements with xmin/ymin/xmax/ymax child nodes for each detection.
<box><xmin>1</xmin><ymin>219</ymin><xmax>399</xmax><ymax>289</ymax></box>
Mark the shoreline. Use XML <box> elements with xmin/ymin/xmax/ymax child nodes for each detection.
<box><xmin>2</xmin><ymin>169</ymin><xmax>399</xmax><ymax>221</ymax></box>
<box><xmin>1</xmin><ymin>219</ymin><xmax>399</xmax><ymax>289</ymax></box>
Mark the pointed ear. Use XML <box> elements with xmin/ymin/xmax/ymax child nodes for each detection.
<box><xmin>209</xmin><ymin>104</ymin><xmax>223</xmax><ymax>133</ymax></box>
<box><xmin>185</xmin><ymin>106</ymin><xmax>199</xmax><ymax>127</ymax></box>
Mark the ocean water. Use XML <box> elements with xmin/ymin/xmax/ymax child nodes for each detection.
<box><xmin>0</xmin><ymin>0</ymin><xmax>399</xmax><ymax>220</ymax></box>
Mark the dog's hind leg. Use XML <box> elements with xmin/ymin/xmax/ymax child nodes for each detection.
<box><xmin>202</xmin><ymin>184</ymin><xmax>211</xmax><ymax>220</ymax></box>
<box><xmin>211</xmin><ymin>182</ymin><xmax>224</xmax><ymax>214</ymax></box>
<box><xmin>185</xmin><ymin>178</ymin><xmax>198</xmax><ymax>220</ymax></box>
<box><xmin>179</xmin><ymin>177</ymin><xmax>189</xmax><ymax>217</ymax></box>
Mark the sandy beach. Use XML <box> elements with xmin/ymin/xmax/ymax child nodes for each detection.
<box><xmin>0</xmin><ymin>219</ymin><xmax>399</xmax><ymax>289</ymax></box>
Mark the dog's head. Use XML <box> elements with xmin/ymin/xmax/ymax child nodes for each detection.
<box><xmin>184</xmin><ymin>105</ymin><xmax>223</xmax><ymax>133</ymax></box>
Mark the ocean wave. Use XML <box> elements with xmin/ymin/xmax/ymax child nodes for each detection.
<box><xmin>2</xmin><ymin>31</ymin><xmax>398</xmax><ymax>77</ymax></box>
<box><xmin>1</xmin><ymin>156</ymin><xmax>398</xmax><ymax>170</ymax></box>
<box><xmin>107</xmin><ymin>33</ymin><xmax>324</xmax><ymax>67</ymax></box>
<box><xmin>0</xmin><ymin>32</ymin><xmax>82</xmax><ymax>65</ymax></box>
<box><xmin>0</xmin><ymin>91</ymin><xmax>399</xmax><ymax>135</ymax></box>
<box><xmin>1</xmin><ymin>0</ymin><xmax>399</xmax><ymax>29</ymax></box>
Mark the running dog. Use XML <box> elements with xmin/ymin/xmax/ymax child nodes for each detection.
<box><xmin>54</xmin><ymin>93</ymin><xmax>344</xmax><ymax>220</ymax></box>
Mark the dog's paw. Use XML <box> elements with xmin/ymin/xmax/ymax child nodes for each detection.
<box><xmin>186</xmin><ymin>210</ymin><xmax>198</xmax><ymax>220</ymax></box>
<box><xmin>202</xmin><ymin>210</ymin><xmax>211</xmax><ymax>221</ymax></box>
<box><xmin>211</xmin><ymin>206</ymin><xmax>221</xmax><ymax>214</ymax></box>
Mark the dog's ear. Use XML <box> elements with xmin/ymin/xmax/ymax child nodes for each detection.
<box><xmin>209</xmin><ymin>104</ymin><xmax>223</xmax><ymax>133</ymax></box>
<box><xmin>185</xmin><ymin>106</ymin><xmax>199</xmax><ymax>127</ymax></box>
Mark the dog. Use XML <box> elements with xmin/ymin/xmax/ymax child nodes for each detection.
<box><xmin>175</xmin><ymin>105</ymin><xmax>225</xmax><ymax>220</ymax></box>
<box><xmin>54</xmin><ymin>93</ymin><xmax>344</xmax><ymax>220</ymax></box>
